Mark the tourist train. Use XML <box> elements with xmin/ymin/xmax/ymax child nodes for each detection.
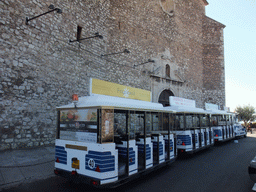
<box><xmin>54</xmin><ymin>94</ymin><xmax>240</xmax><ymax>188</ymax></box>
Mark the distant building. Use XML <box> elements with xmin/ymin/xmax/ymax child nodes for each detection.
<box><xmin>0</xmin><ymin>0</ymin><xmax>225</xmax><ymax>150</ymax></box>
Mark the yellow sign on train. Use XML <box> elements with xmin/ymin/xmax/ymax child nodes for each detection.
<box><xmin>90</xmin><ymin>78</ymin><xmax>151</xmax><ymax>102</ymax></box>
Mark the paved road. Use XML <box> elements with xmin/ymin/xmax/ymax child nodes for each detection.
<box><xmin>3</xmin><ymin>135</ymin><xmax>256</xmax><ymax>192</ymax></box>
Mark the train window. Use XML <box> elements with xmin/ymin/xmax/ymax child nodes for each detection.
<box><xmin>58</xmin><ymin>108</ymin><xmax>98</xmax><ymax>143</ymax></box>
<box><xmin>163</xmin><ymin>113</ymin><xmax>169</xmax><ymax>132</ymax></box>
<box><xmin>146</xmin><ymin>112</ymin><xmax>152</xmax><ymax>135</ymax></box>
<box><xmin>185</xmin><ymin>115</ymin><xmax>193</xmax><ymax>129</ymax></box>
<box><xmin>130</xmin><ymin>111</ymin><xmax>145</xmax><ymax>139</ymax></box>
<box><xmin>218</xmin><ymin>115</ymin><xmax>226</xmax><ymax>126</ymax></box>
<box><xmin>169</xmin><ymin>114</ymin><xmax>174</xmax><ymax>131</ymax></box>
<box><xmin>175</xmin><ymin>114</ymin><xmax>184</xmax><ymax>130</ymax></box>
<box><xmin>219</xmin><ymin>115</ymin><xmax>225</xmax><ymax>121</ymax></box>
<box><xmin>152</xmin><ymin>113</ymin><xmax>159</xmax><ymax>131</ymax></box>
<box><xmin>211</xmin><ymin>116</ymin><xmax>218</xmax><ymax>126</ymax></box>
<box><xmin>158</xmin><ymin>113</ymin><xmax>163</xmax><ymax>131</ymax></box>
<box><xmin>174</xmin><ymin>115</ymin><xmax>179</xmax><ymax>130</ymax></box>
<box><xmin>180</xmin><ymin>115</ymin><xmax>185</xmax><ymax>129</ymax></box>
<box><xmin>192</xmin><ymin>115</ymin><xmax>200</xmax><ymax>128</ymax></box>
<box><xmin>137</xmin><ymin>112</ymin><xmax>145</xmax><ymax>133</ymax></box>
<box><xmin>130</xmin><ymin>111</ymin><xmax>136</xmax><ymax>139</ymax></box>
<box><xmin>226</xmin><ymin>115</ymin><xmax>231</xmax><ymax>125</ymax></box>
<box><xmin>226</xmin><ymin>115</ymin><xmax>230</xmax><ymax>125</ymax></box>
<box><xmin>201</xmin><ymin>115</ymin><xmax>209</xmax><ymax>127</ymax></box>
<box><xmin>150</xmin><ymin>112</ymin><xmax>167</xmax><ymax>134</ymax></box>
<box><xmin>101</xmin><ymin>109</ymin><xmax>114</xmax><ymax>143</ymax></box>
<box><xmin>114</xmin><ymin>110</ymin><xmax>127</xmax><ymax>137</ymax></box>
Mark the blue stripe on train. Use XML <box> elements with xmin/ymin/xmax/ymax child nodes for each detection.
<box><xmin>214</xmin><ymin>129</ymin><xmax>222</xmax><ymax>136</ymax></box>
<box><xmin>116</xmin><ymin>147</ymin><xmax>136</xmax><ymax>166</ymax></box>
<box><xmin>177</xmin><ymin>135</ymin><xmax>192</xmax><ymax>145</ymax></box>
<box><xmin>192</xmin><ymin>134</ymin><xmax>198</xmax><ymax>143</ymax></box>
<box><xmin>164</xmin><ymin>139</ymin><xmax>174</xmax><ymax>152</ymax></box>
<box><xmin>137</xmin><ymin>144</ymin><xmax>151</xmax><ymax>160</ymax></box>
<box><xmin>55</xmin><ymin>146</ymin><xmax>67</xmax><ymax>165</ymax></box>
<box><xmin>199</xmin><ymin>133</ymin><xmax>204</xmax><ymax>141</ymax></box>
<box><xmin>85</xmin><ymin>151</ymin><xmax>115</xmax><ymax>172</ymax></box>
<box><xmin>152</xmin><ymin>141</ymin><xmax>164</xmax><ymax>156</ymax></box>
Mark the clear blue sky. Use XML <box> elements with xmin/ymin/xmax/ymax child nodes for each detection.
<box><xmin>206</xmin><ymin>0</ymin><xmax>256</xmax><ymax>112</ymax></box>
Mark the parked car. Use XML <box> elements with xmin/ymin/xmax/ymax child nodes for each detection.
<box><xmin>249</xmin><ymin>156</ymin><xmax>256</xmax><ymax>182</ymax></box>
<box><xmin>233</xmin><ymin>124</ymin><xmax>247</xmax><ymax>138</ymax></box>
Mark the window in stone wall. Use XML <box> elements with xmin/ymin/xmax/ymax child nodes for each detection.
<box><xmin>118</xmin><ymin>21</ymin><xmax>121</xmax><ymax>30</ymax></box>
<box><xmin>166</xmin><ymin>64</ymin><xmax>170</xmax><ymax>78</ymax></box>
<box><xmin>77</xmin><ymin>26</ymin><xmax>82</xmax><ymax>41</ymax></box>
<box><xmin>160</xmin><ymin>0</ymin><xmax>175</xmax><ymax>15</ymax></box>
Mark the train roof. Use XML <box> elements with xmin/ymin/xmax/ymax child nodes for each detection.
<box><xmin>205</xmin><ymin>109</ymin><xmax>230</xmax><ymax>115</ymax></box>
<box><xmin>57</xmin><ymin>94</ymin><xmax>175</xmax><ymax>112</ymax></box>
<box><xmin>164</xmin><ymin>105</ymin><xmax>209</xmax><ymax>114</ymax></box>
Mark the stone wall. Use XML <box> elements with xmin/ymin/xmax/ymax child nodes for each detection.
<box><xmin>0</xmin><ymin>0</ymin><xmax>226</xmax><ymax>150</ymax></box>
<box><xmin>172</xmin><ymin>0</ymin><xmax>207</xmax><ymax>107</ymax></box>
<box><xmin>202</xmin><ymin>16</ymin><xmax>226</xmax><ymax>108</ymax></box>
<box><xmin>1</xmin><ymin>0</ymin><xmax>109</xmax><ymax>150</ymax></box>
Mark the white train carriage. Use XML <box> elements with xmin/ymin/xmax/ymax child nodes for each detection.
<box><xmin>54</xmin><ymin>94</ymin><xmax>176</xmax><ymax>187</ymax></box>
<box><xmin>165</xmin><ymin>104</ymin><xmax>213</xmax><ymax>154</ymax></box>
<box><xmin>206</xmin><ymin>109</ymin><xmax>235</xmax><ymax>142</ymax></box>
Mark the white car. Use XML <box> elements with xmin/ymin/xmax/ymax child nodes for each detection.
<box><xmin>233</xmin><ymin>124</ymin><xmax>247</xmax><ymax>138</ymax></box>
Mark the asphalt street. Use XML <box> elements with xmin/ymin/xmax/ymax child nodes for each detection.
<box><xmin>2</xmin><ymin>135</ymin><xmax>256</xmax><ymax>192</ymax></box>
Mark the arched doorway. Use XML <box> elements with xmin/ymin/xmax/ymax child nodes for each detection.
<box><xmin>158</xmin><ymin>89</ymin><xmax>174</xmax><ymax>106</ymax></box>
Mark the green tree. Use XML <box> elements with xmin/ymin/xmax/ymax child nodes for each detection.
<box><xmin>235</xmin><ymin>105</ymin><xmax>256</xmax><ymax>129</ymax></box>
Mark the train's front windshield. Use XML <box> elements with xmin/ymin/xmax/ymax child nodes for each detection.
<box><xmin>58</xmin><ymin>108</ymin><xmax>98</xmax><ymax>143</ymax></box>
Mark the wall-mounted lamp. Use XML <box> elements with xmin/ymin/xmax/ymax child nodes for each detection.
<box><xmin>133</xmin><ymin>59</ymin><xmax>155</xmax><ymax>68</ymax></box>
<box><xmin>101</xmin><ymin>49</ymin><xmax>130</xmax><ymax>57</ymax></box>
<box><xmin>69</xmin><ymin>32</ymin><xmax>103</xmax><ymax>43</ymax></box>
<box><xmin>26</xmin><ymin>4</ymin><xmax>62</xmax><ymax>25</ymax></box>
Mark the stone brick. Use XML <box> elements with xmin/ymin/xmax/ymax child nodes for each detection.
<box><xmin>5</xmin><ymin>138</ymin><xmax>14</xmax><ymax>143</ymax></box>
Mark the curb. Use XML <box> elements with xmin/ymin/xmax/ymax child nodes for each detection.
<box><xmin>0</xmin><ymin>173</ymin><xmax>56</xmax><ymax>191</ymax></box>
<box><xmin>0</xmin><ymin>159</ymin><xmax>55</xmax><ymax>169</ymax></box>
<box><xmin>0</xmin><ymin>146</ymin><xmax>56</xmax><ymax>191</ymax></box>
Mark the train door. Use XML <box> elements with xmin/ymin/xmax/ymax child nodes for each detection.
<box><xmin>186</xmin><ymin>114</ymin><xmax>195</xmax><ymax>151</ymax></box>
<box><xmin>198</xmin><ymin>129</ymin><xmax>202</xmax><ymax>148</ymax></box>
<box><xmin>190</xmin><ymin>114</ymin><xmax>196</xmax><ymax>150</ymax></box>
<box><xmin>222</xmin><ymin>126</ymin><xmax>225</xmax><ymax>140</ymax></box>
<box><xmin>218</xmin><ymin>115</ymin><xmax>225</xmax><ymax>140</ymax></box>
<box><xmin>132</xmin><ymin>111</ymin><xmax>145</xmax><ymax>171</ymax></box>
<box><xmin>225</xmin><ymin>118</ymin><xmax>228</xmax><ymax>139</ymax></box>
<box><xmin>192</xmin><ymin>129</ymin><xmax>196</xmax><ymax>150</ymax></box>
<box><xmin>209</xmin><ymin>128</ymin><xmax>212</xmax><ymax>144</ymax></box>
<box><xmin>192</xmin><ymin>114</ymin><xmax>201</xmax><ymax>149</ymax></box>
<box><xmin>175</xmin><ymin>114</ymin><xmax>186</xmax><ymax>153</ymax></box>
<box><xmin>173</xmin><ymin>115</ymin><xmax>179</xmax><ymax>156</ymax></box>
<box><xmin>152</xmin><ymin>112</ymin><xmax>166</xmax><ymax>165</ymax></box>
<box><xmin>114</xmin><ymin>110</ymin><xmax>134</xmax><ymax>178</ymax></box>
<box><xmin>169</xmin><ymin>114</ymin><xmax>177</xmax><ymax>157</ymax></box>
<box><xmin>133</xmin><ymin>111</ymin><xmax>153</xmax><ymax>171</ymax></box>
<box><xmin>227</xmin><ymin>115</ymin><xmax>230</xmax><ymax>138</ymax></box>
<box><xmin>208</xmin><ymin>115</ymin><xmax>212</xmax><ymax>144</ymax></box>
<box><xmin>200</xmin><ymin>114</ymin><xmax>208</xmax><ymax>146</ymax></box>
<box><xmin>163</xmin><ymin>113</ymin><xmax>175</xmax><ymax>161</ymax></box>
<box><xmin>227</xmin><ymin>126</ymin><xmax>230</xmax><ymax>138</ymax></box>
<box><xmin>203</xmin><ymin>129</ymin><xmax>207</xmax><ymax>146</ymax></box>
<box><xmin>163</xmin><ymin>113</ymin><xmax>169</xmax><ymax>160</ymax></box>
